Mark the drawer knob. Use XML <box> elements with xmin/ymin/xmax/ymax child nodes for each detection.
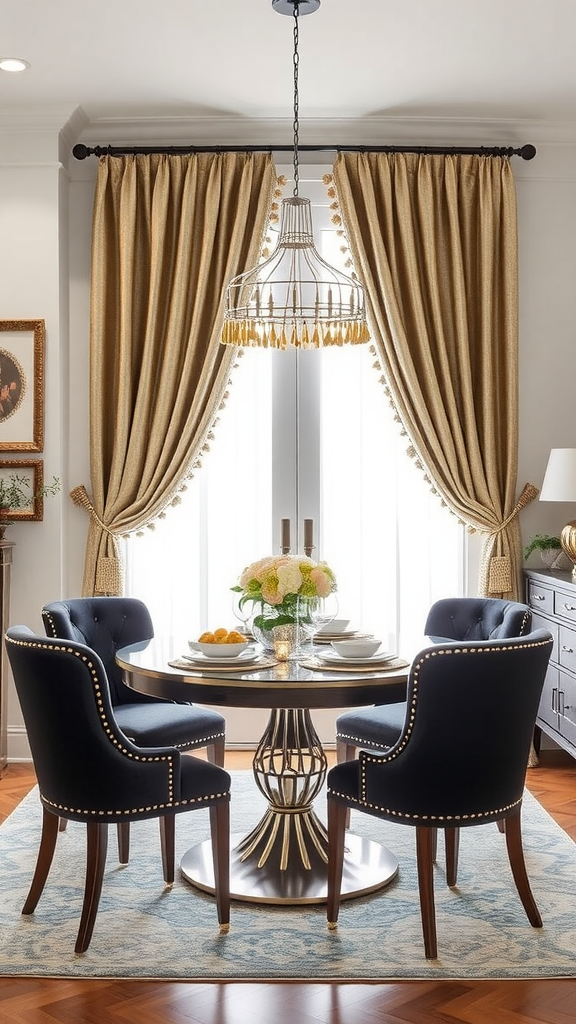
<box><xmin>533</xmin><ymin>595</ymin><xmax>545</xmax><ymax>601</ymax></box>
<box><xmin>562</xmin><ymin>645</ymin><xmax>574</xmax><ymax>653</ymax></box>
<box><xmin>564</xmin><ymin>604</ymin><xmax>576</xmax><ymax>612</ymax></box>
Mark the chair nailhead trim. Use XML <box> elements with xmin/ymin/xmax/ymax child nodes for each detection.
<box><xmin>327</xmin><ymin>786</ymin><xmax>522</xmax><ymax>823</ymax></box>
<box><xmin>332</xmin><ymin>635</ymin><xmax>552</xmax><ymax>821</ymax></box>
<box><xmin>41</xmin><ymin>790</ymin><xmax>230</xmax><ymax>817</ymax></box>
<box><xmin>5</xmin><ymin>634</ymin><xmax>183</xmax><ymax>810</ymax></box>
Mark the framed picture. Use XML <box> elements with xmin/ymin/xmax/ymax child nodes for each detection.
<box><xmin>0</xmin><ymin>319</ymin><xmax>45</xmax><ymax>452</ymax></box>
<box><xmin>0</xmin><ymin>459</ymin><xmax>44</xmax><ymax>522</ymax></box>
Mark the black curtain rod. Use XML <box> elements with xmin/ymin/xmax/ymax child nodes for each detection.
<box><xmin>73</xmin><ymin>142</ymin><xmax>537</xmax><ymax>161</ymax></box>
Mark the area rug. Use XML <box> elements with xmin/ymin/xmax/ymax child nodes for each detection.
<box><xmin>1</xmin><ymin>772</ymin><xmax>575</xmax><ymax>981</ymax></box>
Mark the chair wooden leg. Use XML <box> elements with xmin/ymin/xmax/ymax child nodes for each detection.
<box><xmin>335</xmin><ymin>743</ymin><xmax>355</xmax><ymax>827</ymax></box>
<box><xmin>431</xmin><ymin>827</ymin><xmax>438</xmax><ymax>863</ymax></box>
<box><xmin>496</xmin><ymin>819</ymin><xmax>505</xmax><ymax>833</ymax></box>
<box><xmin>210</xmin><ymin>799</ymin><xmax>231</xmax><ymax>930</ymax></box>
<box><xmin>207</xmin><ymin>736</ymin><xmax>226</xmax><ymax>768</ymax></box>
<box><xmin>117</xmin><ymin>822</ymin><xmax>130</xmax><ymax>864</ymax></box>
<box><xmin>22</xmin><ymin>807</ymin><xmax>60</xmax><ymax>914</ymax></box>
<box><xmin>58</xmin><ymin>817</ymin><xmax>67</xmax><ymax>832</ymax></box>
<box><xmin>159</xmin><ymin>814</ymin><xmax>175</xmax><ymax>885</ymax></box>
<box><xmin>415</xmin><ymin>826</ymin><xmax>438</xmax><ymax>959</ymax></box>
<box><xmin>336</xmin><ymin>739</ymin><xmax>356</xmax><ymax>764</ymax></box>
<box><xmin>444</xmin><ymin>826</ymin><xmax>460</xmax><ymax>887</ymax></box>
<box><xmin>504</xmin><ymin>809</ymin><xmax>542</xmax><ymax>928</ymax></box>
<box><xmin>75</xmin><ymin>822</ymin><xmax>108</xmax><ymax>955</ymax></box>
<box><xmin>327</xmin><ymin>798</ymin><xmax>348</xmax><ymax>928</ymax></box>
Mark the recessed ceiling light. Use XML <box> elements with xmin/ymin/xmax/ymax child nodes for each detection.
<box><xmin>0</xmin><ymin>57</ymin><xmax>30</xmax><ymax>73</ymax></box>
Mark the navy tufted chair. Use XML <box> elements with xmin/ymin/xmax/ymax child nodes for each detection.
<box><xmin>5</xmin><ymin>626</ymin><xmax>231</xmax><ymax>954</ymax></box>
<box><xmin>42</xmin><ymin>598</ymin><xmax>226</xmax><ymax>760</ymax></box>
<box><xmin>326</xmin><ymin>629</ymin><xmax>553</xmax><ymax>959</ymax></box>
<box><xmin>335</xmin><ymin>598</ymin><xmax>532</xmax><ymax>763</ymax></box>
<box><xmin>42</xmin><ymin>598</ymin><xmax>227</xmax><ymax>861</ymax></box>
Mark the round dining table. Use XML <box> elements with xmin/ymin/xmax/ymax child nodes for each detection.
<box><xmin>116</xmin><ymin>636</ymin><xmax>410</xmax><ymax>906</ymax></box>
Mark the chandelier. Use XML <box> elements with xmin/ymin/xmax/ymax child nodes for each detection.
<box><xmin>221</xmin><ymin>0</ymin><xmax>370</xmax><ymax>350</ymax></box>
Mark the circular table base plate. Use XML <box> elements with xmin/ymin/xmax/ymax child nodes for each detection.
<box><xmin>180</xmin><ymin>831</ymin><xmax>398</xmax><ymax>905</ymax></box>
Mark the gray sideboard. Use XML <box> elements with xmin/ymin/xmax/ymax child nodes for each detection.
<box><xmin>525</xmin><ymin>568</ymin><xmax>576</xmax><ymax>760</ymax></box>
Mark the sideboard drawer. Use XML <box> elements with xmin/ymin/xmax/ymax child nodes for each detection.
<box><xmin>559</xmin><ymin>626</ymin><xmax>576</xmax><ymax>674</ymax></box>
<box><xmin>531</xmin><ymin>611</ymin><xmax>559</xmax><ymax>660</ymax></box>
<box><xmin>527</xmin><ymin>582</ymin><xmax>554</xmax><ymax>614</ymax></box>
<box><xmin>554</xmin><ymin>592</ymin><xmax>576</xmax><ymax>624</ymax></box>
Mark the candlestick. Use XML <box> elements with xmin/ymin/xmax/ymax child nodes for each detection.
<box><xmin>280</xmin><ymin>518</ymin><xmax>291</xmax><ymax>554</ymax></box>
<box><xmin>304</xmin><ymin>518</ymin><xmax>314</xmax><ymax>556</ymax></box>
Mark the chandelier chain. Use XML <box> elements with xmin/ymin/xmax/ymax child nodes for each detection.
<box><xmin>292</xmin><ymin>5</ymin><xmax>300</xmax><ymax>197</ymax></box>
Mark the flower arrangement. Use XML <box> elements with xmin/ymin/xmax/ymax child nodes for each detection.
<box><xmin>232</xmin><ymin>554</ymin><xmax>337</xmax><ymax>647</ymax></box>
<box><xmin>235</xmin><ymin>554</ymin><xmax>336</xmax><ymax>607</ymax></box>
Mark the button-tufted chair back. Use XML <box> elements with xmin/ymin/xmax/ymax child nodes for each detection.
<box><xmin>42</xmin><ymin>597</ymin><xmax>154</xmax><ymax>705</ymax></box>
<box><xmin>424</xmin><ymin>597</ymin><xmax>531</xmax><ymax>643</ymax></box>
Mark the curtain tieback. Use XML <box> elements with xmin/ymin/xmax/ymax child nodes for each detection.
<box><xmin>70</xmin><ymin>485</ymin><xmax>122</xmax><ymax>595</ymax></box>
<box><xmin>492</xmin><ymin>482</ymin><xmax>540</xmax><ymax>535</ymax></box>
<box><xmin>70</xmin><ymin>485</ymin><xmax>116</xmax><ymax>536</ymax></box>
<box><xmin>487</xmin><ymin>482</ymin><xmax>540</xmax><ymax>594</ymax></box>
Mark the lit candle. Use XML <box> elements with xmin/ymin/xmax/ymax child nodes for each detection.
<box><xmin>274</xmin><ymin>639</ymin><xmax>290</xmax><ymax>662</ymax></box>
<box><xmin>281</xmin><ymin>518</ymin><xmax>291</xmax><ymax>553</ymax></box>
<box><xmin>304</xmin><ymin>518</ymin><xmax>313</xmax><ymax>553</ymax></box>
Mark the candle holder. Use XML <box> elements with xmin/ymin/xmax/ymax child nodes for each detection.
<box><xmin>274</xmin><ymin>639</ymin><xmax>290</xmax><ymax>661</ymax></box>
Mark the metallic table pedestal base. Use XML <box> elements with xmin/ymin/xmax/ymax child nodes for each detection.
<box><xmin>181</xmin><ymin>707</ymin><xmax>398</xmax><ymax>904</ymax></box>
<box><xmin>180</xmin><ymin>829</ymin><xmax>398</xmax><ymax>905</ymax></box>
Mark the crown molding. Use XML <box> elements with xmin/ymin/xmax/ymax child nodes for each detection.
<box><xmin>75</xmin><ymin>114</ymin><xmax>576</xmax><ymax>149</ymax></box>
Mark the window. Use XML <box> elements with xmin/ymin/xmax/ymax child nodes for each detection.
<box><xmin>124</xmin><ymin>166</ymin><xmax>465</xmax><ymax>730</ymax></box>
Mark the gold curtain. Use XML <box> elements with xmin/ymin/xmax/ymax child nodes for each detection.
<box><xmin>75</xmin><ymin>151</ymin><xmax>276</xmax><ymax>595</ymax></box>
<box><xmin>333</xmin><ymin>151</ymin><xmax>536</xmax><ymax>600</ymax></box>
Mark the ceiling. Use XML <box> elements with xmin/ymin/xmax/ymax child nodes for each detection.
<box><xmin>1</xmin><ymin>0</ymin><xmax>575</xmax><ymax>144</ymax></box>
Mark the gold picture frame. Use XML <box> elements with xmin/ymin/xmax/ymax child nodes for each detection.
<box><xmin>0</xmin><ymin>319</ymin><xmax>45</xmax><ymax>451</ymax></box>
<box><xmin>0</xmin><ymin>459</ymin><xmax>44</xmax><ymax>522</ymax></box>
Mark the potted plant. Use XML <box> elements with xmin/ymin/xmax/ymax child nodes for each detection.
<box><xmin>0</xmin><ymin>472</ymin><xmax>60</xmax><ymax>538</ymax></box>
<box><xmin>523</xmin><ymin>533</ymin><xmax>568</xmax><ymax>569</ymax></box>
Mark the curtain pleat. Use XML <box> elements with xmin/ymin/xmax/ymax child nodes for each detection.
<box><xmin>333</xmin><ymin>151</ymin><xmax>534</xmax><ymax>599</ymax></box>
<box><xmin>76</xmin><ymin>151</ymin><xmax>276</xmax><ymax>595</ymax></box>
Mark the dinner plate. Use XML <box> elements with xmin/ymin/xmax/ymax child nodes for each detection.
<box><xmin>317</xmin><ymin>649</ymin><xmax>396</xmax><ymax>666</ymax></box>
<box><xmin>314</xmin><ymin>631</ymin><xmax>371</xmax><ymax>643</ymax></box>
<box><xmin>182</xmin><ymin>649</ymin><xmax>262</xmax><ymax>667</ymax></box>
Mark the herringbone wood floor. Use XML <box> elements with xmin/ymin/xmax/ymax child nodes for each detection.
<box><xmin>1</xmin><ymin>748</ymin><xmax>575</xmax><ymax>1024</ymax></box>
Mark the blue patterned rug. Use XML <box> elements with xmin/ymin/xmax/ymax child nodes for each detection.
<box><xmin>1</xmin><ymin>771</ymin><xmax>575</xmax><ymax>980</ymax></box>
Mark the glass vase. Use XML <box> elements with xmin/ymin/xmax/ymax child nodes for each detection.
<box><xmin>251</xmin><ymin>597</ymin><xmax>320</xmax><ymax>658</ymax></box>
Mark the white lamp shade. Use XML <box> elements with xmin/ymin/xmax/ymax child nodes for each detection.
<box><xmin>539</xmin><ymin>448</ymin><xmax>576</xmax><ymax>502</ymax></box>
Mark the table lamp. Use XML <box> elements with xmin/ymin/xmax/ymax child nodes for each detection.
<box><xmin>539</xmin><ymin>447</ymin><xmax>576</xmax><ymax>577</ymax></box>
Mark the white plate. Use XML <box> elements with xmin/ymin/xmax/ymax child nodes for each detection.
<box><xmin>182</xmin><ymin>649</ymin><xmax>262</xmax><ymax>667</ymax></box>
<box><xmin>317</xmin><ymin>649</ymin><xmax>395</xmax><ymax>666</ymax></box>
<box><xmin>315</xmin><ymin>630</ymin><xmax>359</xmax><ymax>641</ymax></box>
<box><xmin>314</xmin><ymin>632</ymin><xmax>370</xmax><ymax>644</ymax></box>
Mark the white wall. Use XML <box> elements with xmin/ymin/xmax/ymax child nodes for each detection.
<box><xmin>1</xmin><ymin>114</ymin><xmax>575</xmax><ymax>758</ymax></box>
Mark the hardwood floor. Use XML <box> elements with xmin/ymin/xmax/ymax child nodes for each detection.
<box><xmin>1</xmin><ymin>748</ymin><xmax>575</xmax><ymax>1024</ymax></box>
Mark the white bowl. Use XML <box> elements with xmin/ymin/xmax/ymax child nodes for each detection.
<box><xmin>331</xmin><ymin>639</ymin><xmax>382</xmax><ymax>659</ymax></box>
<box><xmin>318</xmin><ymin>618</ymin><xmax>351</xmax><ymax>634</ymax></box>
<box><xmin>189</xmin><ymin>640</ymin><xmax>250</xmax><ymax>659</ymax></box>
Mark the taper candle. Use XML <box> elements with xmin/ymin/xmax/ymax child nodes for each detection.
<box><xmin>281</xmin><ymin>518</ymin><xmax>291</xmax><ymax>552</ymax></box>
<box><xmin>304</xmin><ymin>518</ymin><xmax>313</xmax><ymax>553</ymax></box>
